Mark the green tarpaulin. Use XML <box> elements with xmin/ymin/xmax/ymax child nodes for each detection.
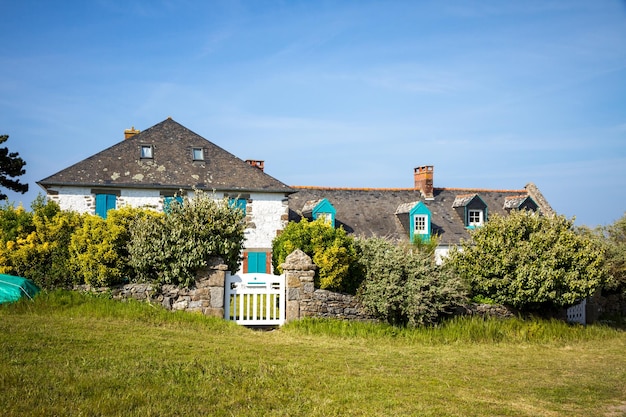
<box><xmin>0</xmin><ymin>274</ymin><xmax>40</xmax><ymax>304</ymax></box>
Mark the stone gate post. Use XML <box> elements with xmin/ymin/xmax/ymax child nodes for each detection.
<box><xmin>281</xmin><ymin>249</ymin><xmax>317</xmax><ymax>322</ymax></box>
<box><xmin>193</xmin><ymin>257</ymin><xmax>228</xmax><ymax>317</ymax></box>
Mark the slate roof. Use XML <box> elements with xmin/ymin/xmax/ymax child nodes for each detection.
<box><xmin>289</xmin><ymin>186</ymin><xmax>543</xmax><ymax>245</ymax></box>
<box><xmin>38</xmin><ymin>118</ymin><xmax>294</xmax><ymax>194</ymax></box>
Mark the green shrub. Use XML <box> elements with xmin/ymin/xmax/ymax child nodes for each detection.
<box><xmin>0</xmin><ymin>198</ymin><xmax>82</xmax><ymax>288</ymax></box>
<box><xmin>69</xmin><ymin>206</ymin><xmax>159</xmax><ymax>287</ymax></box>
<box><xmin>272</xmin><ymin>218</ymin><xmax>362</xmax><ymax>294</ymax></box>
<box><xmin>447</xmin><ymin>210</ymin><xmax>606</xmax><ymax>311</ymax></box>
<box><xmin>128</xmin><ymin>191</ymin><xmax>245</xmax><ymax>287</ymax></box>
<box><xmin>602</xmin><ymin>212</ymin><xmax>626</xmax><ymax>298</ymax></box>
<box><xmin>0</xmin><ymin>201</ymin><xmax>34</xmax><ymax>243</ymax></box>
<box><xmin>356</xmin><ymin>237</ymin><xmax>467</xmax><ymax>327</ymax></box>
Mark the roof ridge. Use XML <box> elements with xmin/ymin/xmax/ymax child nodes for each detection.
<box><xmin>292</xmin><ymin>185</ymin><xmax>528</xmax><ymax>193</ymax></box>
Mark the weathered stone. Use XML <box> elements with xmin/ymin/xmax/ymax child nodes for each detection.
<box><xmin>286</xmin><ymin>300</ymin><xmax>300</xmax><ymax>322</ymax></box>
<box><xmin>281</xmin><ymin>249</ymin><xmax>316</xmax><ymax>271</ymax></box>
<box><xmin>287</xmin><ymin>275</ymin><xmax>302</xmax><ymax>288</ymax></box>
<box><xmin>210</xmin><ymin>287</ymin><xmax>224</xmax><ymax>308</ymax></box>
<box><xmin>287</xmin><ymin>288</ymin><xmax>300</xmax><ymax>301</ymax></box>
<box><xmin>203</xmin><ymin>307</ymin><xmax>224</xmax><ymax>318</ymax></box>
<box><xmin>208</xmin><ymin>270</ymin><xmax>225</xmax><ymax>287</ymax></box>
<box><xmin>172</xmin><ymin>300</ymin><xmax>188</xmax><ymax>310</ymax></box>
<box><xmin>193</xmin><ymin>288</ymin><xmax>210</xmax><ymax>298</ymax></box>
<box><xmin>302</xmin><ymin>282</ymin><xmax>315</xmax><ymax>294</ymax></box>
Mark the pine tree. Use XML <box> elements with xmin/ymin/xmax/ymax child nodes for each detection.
<box><xmin>0</xmin><ymin>135</ymin><xmax>28</xmax><ymax>200</ymax></box>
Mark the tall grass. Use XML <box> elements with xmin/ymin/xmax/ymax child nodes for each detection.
<box><xmin>2</xmin><ymin>291</ymin><xmax>625</xmax><ymax>417</ymax></box>
<box><xmin>283</xmin><ymin>314</ymin><xmax>622</xmax><ymax>345</ymax></box>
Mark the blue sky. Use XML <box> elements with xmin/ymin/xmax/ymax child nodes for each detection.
<box><xmin>1</xmin><ymin>0</ymin><xmax>625</xmax><ymax>227</ymax></box>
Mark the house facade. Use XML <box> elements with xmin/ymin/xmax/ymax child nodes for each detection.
<box><xmin>288</xmin><ymin>166</ymin><xmax>553</xmax><ymax>263</ymax></box>
<box><xmin>38</xmin><ymin>118</ymin><xmax>554</xmax><ymax>272</ymax></box>
<box><xmin>37</xmin><ymin>118</ymin><xmax>294</xmax><ymax>273</ymax></box>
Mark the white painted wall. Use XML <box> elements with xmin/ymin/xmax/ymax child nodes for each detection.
<box><xmin>245</xmin><ymin>193</ymin><xmax>289</xmax><ymax>249</ymax></box>
<box><xmin>435</xmin><ymin>246</ymin><xmax>451</xmax><ymax>265</ymax></box>
<box><xmin>46</xmin><ymin>186</ymin><xmax>289</xmax><ymax>251</ymax></box>
<box><xmin>46</xmin><ymin>186</ymin><xmax>94</xmax><ymax>213</ymax></box>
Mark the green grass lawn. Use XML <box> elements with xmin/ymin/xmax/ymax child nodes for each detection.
<box><xmin>1</xmin><ymin>291</ymin><xmax>625</xmax><ymax>417</ymax></box>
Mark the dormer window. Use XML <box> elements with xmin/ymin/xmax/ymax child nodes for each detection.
<box><xmin>453</xmin><ymin>193</ymin><xmax>488</xmax><ymax>229</ymax></box>
<box><xmin>192</xmin><ymin>148</ymin><xmax>204</xmax><ymax>161</ymax></box>
<box><xmin>504</xmin><ymin>195</ymin><xmax>538</xmax><ymax>212</ymax></box>
<box><xmin>395</xmin><ymin>201</ymin><xmax>431</xmax><ymax>242</ymax></box>
<box><xmin>302</xmin><ymin>198</ymin><xmax>336</xmax><ymax>228</ymax></box>
<box><xmin>468</xmin><ymin>209</ymin><xmax>484</xmax><ymax>226</ymax></box>
<box><xmin>141</xmin><ymin>145</ymin><xmax>153</xmax><ymax>159</ymax></box>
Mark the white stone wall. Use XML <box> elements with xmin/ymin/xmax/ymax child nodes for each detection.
<box><xmin>117</xmin><ymin>189</ymin><xmax>162</xmax><ymax>210</ymax></box>
<box><xmin>46</xmin><ymin>186</ymin><xmax>94</xmax><ymax>213</ymax></box>
<box><xmin>48</xmin><ymin>186</ymin><xmax>165</xmax><ymax>214</ymax></box>
<box><xmin>46</xmin><ymin>187</ymin><xmax>288</xmax><ymax>251</ymax></box>
<box><xmin>244</xmin><ymin>193</ymin><xmax>289</xmax><ymax>249</ymax></box>
<box><xmin>435</xmin><ymin>246</ymin><xmax>451</xmax><ymax>266</ymax></box>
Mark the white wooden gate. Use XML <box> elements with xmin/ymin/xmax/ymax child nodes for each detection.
<box><xmin>224</xmin><ymin>273</ymin><xmax>286</xmax><ymax>326</ymax></box>
<box><xmin>566</xmin><ymin>299</ymin><xmax>587</xmax><ymax>325</ymax></box>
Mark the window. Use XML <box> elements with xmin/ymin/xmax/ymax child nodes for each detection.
<box><xmin>163</xmin><ymin>196</ymin><xmax>183</xmax><ymax>213</ymax></box>
<box><xmin>414</xmin><ymin>214</ymin><xmax>428</xmax><ymax>234</ymax></box>
<box><xmin>141</xmin><ymin>145</ymin><xmax>153</xmax><ymax>159</ymax></box>
<box><xmin>192</xmin><ymin>148</ymin><xmax>204</xmax><ymax>161</ymax></box>
<box><xmin>95</xmin><ymin>194</ymin><xmax>116</xmax><ymax>219</ymax></box>
<box><xmin>316</xmin><ymin>212</ymin><xmax>333</xmax><ymax>224</ymax></box>
<box><xmin>229</xmin><ymin>197</ymin><xmax>247</xmax><ymax>213</ymax></box>
<box><xmin>468</xmin><ymin>209</ymin><xmax>483</xmax><ymax>226</ymax></box>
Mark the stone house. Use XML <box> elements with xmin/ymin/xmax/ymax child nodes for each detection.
<box><xmin>288</xmin><ymin>166</ymin><xmax>554</xmax><ymax>262</ymax></box>
<box><xmin>37</xmin><ymin>117</ymin><xmax>294</xmax><ymax>273</ymax></box>
<box><xmin>38</xmin><ymin>117</ymin><xmax>554</xmax><ymax>272</ymax></box>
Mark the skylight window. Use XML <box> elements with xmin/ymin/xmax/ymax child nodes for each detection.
<box><xmin>192</xmin><ymin>148</ymin><xmax>204</xmax><ymax>161</ymax></box>
<box><xmin>141</xmin><ymin>145</ymin><xmax>153</xmax><ymax>159</ymax></box>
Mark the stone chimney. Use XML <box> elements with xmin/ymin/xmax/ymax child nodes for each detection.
<box><xmin>124</xmin><ymin>126</ymin><xmax>140</xmax><ymax>139</ymax></box>
<box><xmin>246</xmin><ymin>160</ymin><xmax>265</xmax><ymax>172</ymax></box>
<box><xmin>414</xmin><ymin>165</ymin><xmax>434</xmax><ymax>199</ymax></box>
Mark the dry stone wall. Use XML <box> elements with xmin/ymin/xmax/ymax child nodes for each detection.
<box><xmin>281</xmin><ymin>249</ymin><xmax>375</xmax><ymax>322</ymax></box>
<box><xmin>78</xmin><ymin>259</ymin><xmax>228</xmax><ymax>317</ymax></box>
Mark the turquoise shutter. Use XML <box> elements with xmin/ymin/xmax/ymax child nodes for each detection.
<box><xmin>247</xmin><ymin>252</ymin><xmax>267</xmax><ymax>273</ymax></box>
<box><xmin>95</xmin><ymin>194</ymin><xmax>116</xmax><ymax>219</ymax></box>
<box><xmin>229</xmin><ymin>198</ymin><xmax>247</xmax><ymax>213</ymax></box>
<box><xmin>164</xmin><ymin>196</ymin><xmax>183</xmax><ymax>213</ymax></box>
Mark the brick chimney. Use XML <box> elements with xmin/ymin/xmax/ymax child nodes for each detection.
<box><xmin>246</xmin><ymin>160</ymin><xmax>265</xmax><ymax>172</ymax></box>
<box><xmin>124</xmin><ymin>126</ymin><xmax>140</xmax><ymax>139</ymax></box>
<box><xmin>414</xmin><ymin>165</ymin><xmax>434</xmax><ymax>199</ymax></box>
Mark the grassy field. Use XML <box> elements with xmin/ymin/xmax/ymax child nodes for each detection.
<box><xmin>1</xmin><ymin>291</ymin><xmax>625</xmax><ymax>417</ymax></box>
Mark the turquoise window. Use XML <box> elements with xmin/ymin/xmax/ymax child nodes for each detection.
<box><xmin>312</xmin><ymin>198</ymin><xmax>336</xmax><ymax>228</ymax></box>
<box><xmin>164</xmin><ymin>196</ymin><xmax>183</xmax><ymax>213</ymax></box>
<box><xmin>247</xmin><ymin>252</ymin><xmax>267</xmax><ymax>273</ymax></box>
<box><xmin>229</xmin><ymin>197</ymin><xmax>247</xmax><ymax>213</ymax></box>
<box><xmin>95</xmin><ymin>194</ymin><xmax>116</xmax><ymax>219</ymax></box>
<box><xmin>409</xmin><ymin>201</ymin><xmax>431</xmax><ymax>242</ymax></box>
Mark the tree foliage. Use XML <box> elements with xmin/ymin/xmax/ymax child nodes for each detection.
<box><xmin>0</xmin><ymin>135</ymin><xmax>28</xmax><ymax>200</ymax></box>
<box><xmin>0</xmin><ymin>197</ymin><xmax>82</xmax><ymax>288</ymax></box>
<box><xmin>447</xmin><ymin>210</ymin><xmax>606</xmax><ymax>311</ymax></box>
<box><xmin>602</xmin><ymin>212</ymin><xmax>626</xmax><ymax>296</ymax></box>
<box><xmin>356</xmin><ymin>237</ymin><xmax>467</xmax><ymax>327</ymax></box>
<box><xmin>128</xmin><ymin>191</ymin><xmax>246</xmax><ymax>287</ymax></box>
<box><xmin>69</xmin><ymin>206</ymin><xmax>159</xmax><ymax>287</ymax></box>
<box><xmin>272</xmin><ymin>218</ymin><xmax>362</xmax><ymax>294</ymax></box>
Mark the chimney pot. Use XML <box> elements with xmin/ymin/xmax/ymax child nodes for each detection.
<box><xmin>246</xmin><ymin>159</ymin><xmax>265</xmax><ymax>172</ymax></box>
